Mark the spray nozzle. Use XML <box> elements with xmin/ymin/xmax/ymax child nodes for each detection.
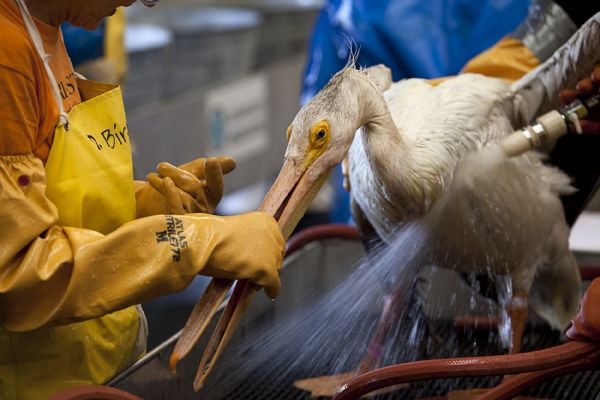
<box><xmin>500</xmin><ymin>90</ymin><xmax>600</xmax><ymax>158</ymax></box>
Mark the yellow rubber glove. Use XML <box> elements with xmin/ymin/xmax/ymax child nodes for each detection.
<box><xmin>135</xmin><ymin>156</ymin><xmax>236</xmax><ymax>217</ymax></box>
<box><xmin>0</xmin><ymin>155</ymin><xmax>284</xmax><ymax>332</ymax></box>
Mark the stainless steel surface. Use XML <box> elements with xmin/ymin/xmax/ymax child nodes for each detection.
<box><xmin>127</xmin><ymin>6</ymin><xmax>261</xmax><ymax>98</ymax></box>
<box><xmin>124</xmin><ymin>24</ymin><xmax>172</xmax><ymax>109</ymax></box>
<box><xmin>127</xmin><ymin>55</ymin><xmax>304</xmax><ymax>193</ymax></box>
<box><xmin>135</xmin><ymin>0</ymin><xmax>323</xmax><ymax>68</ymax></box>
<box><xmin>109</xmin><ymin>238</ymin><xmax>365</xmax><ymax>399</ymax></box>
<box><xmin>243</xmin><ymin>0</ymin><xmax>323</xmax><ymax>68</ymax></box>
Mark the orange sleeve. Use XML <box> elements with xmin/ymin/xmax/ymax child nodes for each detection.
<box><xmin>428</xmin><ymin>38</ymin><xmax>541</xmax><ymax>87</ymax></box>
<box><xmin>0</xmin><ymin>1</ymin><xmax>70</xmax><ymax>161</ymax></box>
<box><xmin>0</xmin><ymin>65</ymin><xmax>39</xmax><ymax>156</ymax></box>
<box><xmin>461</xmin><ymin>37</ymin><xmax>541</xmax><ymax>82</ymax></box>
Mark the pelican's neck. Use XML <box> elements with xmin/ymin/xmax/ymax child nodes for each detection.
<box><xmin>348</xmin><ymin>70</ymin><xmax>436</xmax><ymax>217</ymax></box>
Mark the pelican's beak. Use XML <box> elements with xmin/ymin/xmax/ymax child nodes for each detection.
<box><xmin>261</xmin><ymin>157</ymin><xmax>332</xmax><ymax>238</ymax></box>
<box><xmin>170</xmin><ymin>150</ymin><xmax>333</xmax><ymax>390</ymax></box>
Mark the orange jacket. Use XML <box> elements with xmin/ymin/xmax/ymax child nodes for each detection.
<box><xmin>0</xmin><ymin>0</ymin><xmax>80</xmax><ymax>161</ymax></box>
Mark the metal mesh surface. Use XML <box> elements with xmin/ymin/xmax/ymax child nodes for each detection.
<box><xmin>220</xmin><ymin>325</ymin><xmax>600</xmax><ymax>400</ymax></box>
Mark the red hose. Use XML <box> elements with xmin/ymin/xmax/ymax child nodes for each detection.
<box><xmin>332</xmin><ymin>341</ymin><xmax>600</xmax><ymax>400</ymax></box>
<box><xmin>285</xmin><ymin>224</ymin><xmax>361</xmax><ymax>258</ymax></box>
<box><xmin>48</xmin><ymin>385</ymin><xmax>142</xmax><ymax>400</ymax></box>
<box><xmin>476</xmin><ymin>348</ymin><xmax>600</xmax><ymax>400</ymax></box>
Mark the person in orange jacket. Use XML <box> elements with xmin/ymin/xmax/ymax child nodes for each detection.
<box><xmin>0</xmin><ymin>1</ymin><xmax>285</xmax><ymax>399</ymax></box>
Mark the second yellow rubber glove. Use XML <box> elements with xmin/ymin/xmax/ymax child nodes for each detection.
<box><xmin>135</xmin><ymin>156</ymin><xmax>236</xmax><ymax>217</ymax></box>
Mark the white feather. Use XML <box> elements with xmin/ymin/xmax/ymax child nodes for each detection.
<box><xmin>346</xmin><ymin>71</ymin><xmax>579</xmax><ymax>330</ymax></box>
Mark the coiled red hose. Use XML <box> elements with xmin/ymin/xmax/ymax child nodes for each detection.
<box><xmin>332</xmin><ymin>341</ymin><xmax>600</xmax><ymax>400</ymax></box>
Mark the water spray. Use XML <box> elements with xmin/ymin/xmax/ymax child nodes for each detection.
<box><xmin>501</xmin><ymin>90</ymin><xmax>600</xmax><ymax>157</ymax></box>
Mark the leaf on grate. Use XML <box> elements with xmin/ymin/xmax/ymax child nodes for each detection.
<box><xmin>294</xmin><ymin>372</ymin><xmax>408</xmax><ymax>398</ymax></box>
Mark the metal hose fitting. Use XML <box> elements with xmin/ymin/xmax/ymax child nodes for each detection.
<box><xmin>501</xmin><ymin>90</ymin><xmax>600</xmax><ymax>157</ymax></box>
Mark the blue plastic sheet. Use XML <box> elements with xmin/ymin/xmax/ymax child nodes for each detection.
<box><xmin>302</xmin><ymin>0</ymin><xmax>531</xmax><ymax>223</ymax></box>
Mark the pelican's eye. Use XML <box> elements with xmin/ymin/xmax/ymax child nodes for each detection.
<box><xmin>303</xmin><ymin>120</ymin><xmax>331</xmax><ymax>167</ymax></box>
<box><xmin>309</xmin><ymin>120</ymin><xmax>330</xmax><ymax>150</ymax></box>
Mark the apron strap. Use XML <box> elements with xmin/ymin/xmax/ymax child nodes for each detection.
<box><xmin>14</xmin><ymin>0</ymin><xmax>70</xmax><ymax>129</ymax></box>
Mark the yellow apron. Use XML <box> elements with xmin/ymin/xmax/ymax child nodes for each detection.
<box><xmin>0</xmin><ymin>2</ymin><xmax>146</xmax><ymax>399</ymax></box>
<box><xmin>45</xmin><ymin>78</ymin><xmax>137</xmax><ymax>235</ymax></box>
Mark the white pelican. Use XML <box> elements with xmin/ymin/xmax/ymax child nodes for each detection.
<box><xmin>286</xmin><ymin>61</ymin><xmax>584</xmax><ymax>395</ymax></box>
<box><xmin>278</xmin><ymin>13</ymin><xmax>600</xmax><ymax>396</ymax></box>
<box><xmin>287</xmin><ymin>61</ymin><xmax>580</xmax><ymax>347</ymax></box>
<box><xmin>279</xmin><ymin>14</ymin><xmax>600</xmax><ymax>385</ymax></box>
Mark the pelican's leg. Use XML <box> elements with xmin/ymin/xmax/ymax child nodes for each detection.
<box><xmin>295</xmin><ymin>288</ymin><xmax>408</xmax><ymax>397</ymax></box>
<box><xmin>295</xmin><ymin>203</ymin><xmax>392</xmax><ymax>397</ymax></box>
<box><xmin>445</xmin><ymin>290</ymin><xmax>529</xmax><ymax>398</ymax></box>
<box><xmin>357</xmin><ymin>295</ymin><xmax>395</xmax><ymax>373</ymax></box>
<box><xmin>496</xmin><ymin>271</ymin><xmax>533</xmax><ymax>355</ymax></box>
<box><xmin>507</xmin><ymin>271</ymin><xmax>534</xmax><ymax>354</ymax></box>
<box><xmin>507</xmin><ymin>294</ymin><xmax>528</xmax><ymax>354</ymax></box>
<box><xmin>294</xmin><ymin>294</ymin><xmax>395</xmax><ymax>397</ymax></box>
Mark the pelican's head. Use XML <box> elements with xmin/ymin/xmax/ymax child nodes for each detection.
<box><xmin>262</xmin><ymin>68</ymin><xmax>370</xmax><ymax>237</ymax></box>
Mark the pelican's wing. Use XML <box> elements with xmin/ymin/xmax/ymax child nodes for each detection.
<box><xmin>508</xmin><ymin>11</ymin><xmax>600</xmax><ymax>125</ymax></box>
